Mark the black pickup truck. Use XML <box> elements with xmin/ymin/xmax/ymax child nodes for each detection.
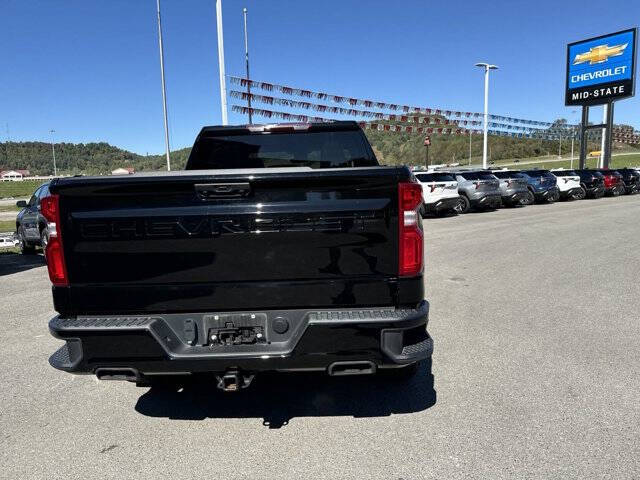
<box><xmin>46</xmin><ymin>121</ymin><xmax>432</xmax><ymax>391</ymax></box>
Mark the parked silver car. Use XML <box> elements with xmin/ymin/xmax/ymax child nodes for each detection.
<box><xmin>450</xmin><ymin>170</ymin><xmax>502</xmax><ymax>213</ymax></box>
<box><xmin>491</xmin><ymin>170</ymin><xmax>530</xmax><ymax>206</ymax></box>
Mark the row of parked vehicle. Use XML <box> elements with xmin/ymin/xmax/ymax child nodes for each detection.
<box><xmin>414</xmin><ymin>167</ymin><xmax>640</xmax><ymax>216</ymax></box>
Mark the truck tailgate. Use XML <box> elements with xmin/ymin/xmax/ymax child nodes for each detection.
<box><xmin>52</xmin><ymin>168</ymin><xmax>407</xmax><ymax>315</ymax></box>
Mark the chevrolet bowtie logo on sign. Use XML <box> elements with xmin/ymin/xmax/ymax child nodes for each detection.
<box><xmin>566</xmin><ymin>28</ymin><xmax>637</xmax><ymax>106</ymax></box>
<box><xmin>573</xmin><ymin>43</ymin><xmax>628</xmax><ymax>65</ymax></box>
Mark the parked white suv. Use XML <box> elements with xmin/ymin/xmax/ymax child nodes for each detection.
<box><xmin>414</xmin><ymin>171</ymin><xmax>461</xmax><ymax>216</ymax></box>
<box><xmin>551</xmin><ymin>169</ymin><xmax>585</xmax><ymax>200</ymax></box>
<box><xmin>0</xmin><ymin>236</ymin><xmax>19</xmax><ymax>248</ymax></box>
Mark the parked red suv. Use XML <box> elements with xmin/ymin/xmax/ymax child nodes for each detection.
<box><xmin>598</xmin><ymin>170</ymin><xmax>625</xmax><ymax>196</ymax></box>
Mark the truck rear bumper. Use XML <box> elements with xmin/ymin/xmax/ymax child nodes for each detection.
<box><xmin>48</xmin><ymin>301</ymin><xmax>432</xmax><ymax>378</ymax></box>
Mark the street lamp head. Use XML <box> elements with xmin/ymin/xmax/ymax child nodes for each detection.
<box><xmin>475</xmin><ymin>62</ymin><xmax>499</xmax><ymax>70</ymax></box>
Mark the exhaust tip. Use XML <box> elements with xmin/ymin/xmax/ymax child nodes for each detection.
<box><xmin>327</xmin><ymin>361</ymin><xmax>376</xmax><ymax>376</ymax></box>
<box><xmin>95</xmin><ymin>367</ymin><xmax>140</xmax><ymax>382</ymax></box>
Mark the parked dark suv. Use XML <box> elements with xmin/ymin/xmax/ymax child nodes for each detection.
<box><xmin>575</xmin><ymin>170</ymin><xmax>605</xmax><ymax>198</ymax></box>
<box><xmin>611</xmin><ymin>168</ymin><xmax>640</xmax><ymax>194</ymax></box>
<box><xmin>15</xmin><ymin>182</ymin><xmax>50</xmax><ymax>255</ymax></box>
<box><xmin>520</xmin><ymin>170</ymin><xmax>559</xmax><ymax>204</ymax></box>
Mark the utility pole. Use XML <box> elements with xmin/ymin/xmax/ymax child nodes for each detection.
<box><xmin>468</xmin><ymin>130</ymin><xmax>472</xmax><ymax>165</ymax></box>
<box><xmin>49</xmin><ymin>129</ymin><xmax>57</xmax><ymax>177</ymax></box>
<box><xmin>4</xmin><ymin>123</ymin><xmax>8</xmax><ymax>165</ymax></box>
<box><xmin>216</xmin><ymin>0</ymin><xmax>228</xmax><ymax>125</ymax></box>
<box><xmin>156</xmin><ymin>0</ymin><xmax>171</xmax><ymax>171</ymax></box>
<box><xmin>243</xmin><ymin>7</ymin><xmax>252</xmax><ymax>124</ymax></box>
<box><xmin>558</xmin><ymin>133</ymin><xmax>562</xmax><ymax>159</ymax></box>
<box><xmin>570</xmin><ymin>135</ymin><xmax>574</xmax><ymax>169</ymax></box>
<box><xmin>475</xmin><ymin>63</ymin><xmax>498</xmax><ymax>169</ymax></box>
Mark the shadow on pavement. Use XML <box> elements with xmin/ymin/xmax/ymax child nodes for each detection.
<box><xmin>0</xmin><ymin>252</ymin><xmax>45</xmax><ymax>276</ymax></box>
<box><xmin>135</xmin><ymin>360</ymin><xmax>436</xmax><ymax>428</ymax></box>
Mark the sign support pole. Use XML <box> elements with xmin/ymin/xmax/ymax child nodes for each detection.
<box><xmin>604</xmin><ymin>101</ymin><xmax>614</xmax><ymax>168</ymax></box>
<box><xmin>579</xmin><ymin>106</ymin><xmax>589</xmax><ymax>169</ymax></box>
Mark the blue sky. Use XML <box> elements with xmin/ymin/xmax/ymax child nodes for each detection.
<box><xmin>1</xmin><ymin>0</ymin><xmax>639</xmax><ymax>154</ymax></box>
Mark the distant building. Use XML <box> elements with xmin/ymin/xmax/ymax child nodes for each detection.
<box><xmin>0</xmin><ymin>169</ymin><xmax>30</xmax><ymax>181</ymax></box>
<box><xmin>111</xmin><ymin>167</ymin><xmax>135</xmax><ymax>175</ymax></box>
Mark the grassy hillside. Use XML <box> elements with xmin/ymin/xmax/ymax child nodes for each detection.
<box><xmin>364</xmin><ymin>129</ymin><xmax>639</xmax><ymax>167</ymax></box>
<box><xmin>1</xmin><ymin>141</ymin><xmax>191</xmax><ymax>176</ymax></box>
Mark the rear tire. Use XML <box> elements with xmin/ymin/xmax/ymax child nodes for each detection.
<box><xmin>522</xmin><ymin>190</ymin><xmax>535</xmax><ymax>205</ymax></box>
<box><xmin>575</xmin><ymin>187</ymin><xmax>586</xmax><ymax>200</ymax></box>
<box><xmin>455</xmin><ymin>196</ymin><xmax>470</xmax><ymax>214</ymax></box>
<box><xmin>18</xmin><ymin>227</ymin><xmax>35</xmax><ymax>255</ymax></box>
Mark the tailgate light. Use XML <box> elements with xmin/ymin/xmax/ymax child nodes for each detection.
<box><xmin>398</xmin><ymin>181</ymin><xmax>424</xmax><ymax>277</ymax></box>
<box><xmin>41</xmin><ymin>194</ymin><xmax>68</xmax><ymax>286</ymax></box>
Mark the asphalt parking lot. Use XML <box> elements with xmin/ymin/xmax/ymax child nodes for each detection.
<box><xmin>1</xmin><ymin>195</ymin><xmax>639</xmax><ymax>480</ymax></box>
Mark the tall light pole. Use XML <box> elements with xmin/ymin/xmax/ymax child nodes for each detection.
<box><xmin>216</xmin><ymin>0</ymin><xmax>228</xmax><ymax>125</ymax></box>
<box><xmin>49</xmin><ymin>129</ymin><xmax>57</xmax><ymax>177</ymax></box>
<box><xmin>475</xmin><ymin>63</ymin><xmax>498</xmax><ymax>169</ymax></box>
<box><xmin>558</xmin><ymin>132</ymin><xmax>562</xmax><ymax>159</ymax></box>
<box><xmin>156</xmin><ymin>0</ymin><xmax>171</xmax><ymax>171</ymax></box>
<box><xmin>243</xmin><ymin>7</ymin><xmax>252</xmax><ymax>124</ymax></box>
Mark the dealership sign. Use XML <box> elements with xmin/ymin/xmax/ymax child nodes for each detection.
<box><xmin>566</xmin><ymin>28</ymin><xmax>637</xmax><ymax>105</ymax></box>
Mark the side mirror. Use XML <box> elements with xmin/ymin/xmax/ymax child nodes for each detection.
<box><xmin>16</xmin><ymin>200</ymin><xmax>27</xmax><ymax>208</ymax></box>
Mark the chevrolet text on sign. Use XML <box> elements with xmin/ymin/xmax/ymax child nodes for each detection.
<box><xmin>565</xmin><ymin>28</ymin><xmax>637</xmax><ymax>106</ymax></box>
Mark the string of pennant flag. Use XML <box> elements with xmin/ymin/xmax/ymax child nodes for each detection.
<box><xmin>228</xmin><ymin>76</ymin><xmax>555</xmax><ymax>127</ymax></box>
<box><xmin>229</xmin><ymin>76</ymin><xmax>640</xmax><ymax>144</ymax></box>
<box><xmin>229</xmin><ymin>90</ymin><xmax>556</xmax><ymax>133</ymax></box>
<box><xmin>231</xmin><ymin>105</ymin><xmax>573</xmax><ymax>140</ymax></box>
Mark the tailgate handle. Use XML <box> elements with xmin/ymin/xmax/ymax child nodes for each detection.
<box><xmin>195</xmin><ymin>183</ymin><xmax>251</xmax><ymax>199</ymax></box>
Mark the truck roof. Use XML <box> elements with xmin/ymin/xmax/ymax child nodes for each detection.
<box><xmin>197</xmin><ymin>121</ymin><xmax>361</xmax><ymax>137</ymax></box>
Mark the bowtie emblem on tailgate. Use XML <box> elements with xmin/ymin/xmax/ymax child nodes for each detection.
<box><xmin>195</xmin><ymin>183</ymin><xmax>251</xmax><ymax>199</ymax></box>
